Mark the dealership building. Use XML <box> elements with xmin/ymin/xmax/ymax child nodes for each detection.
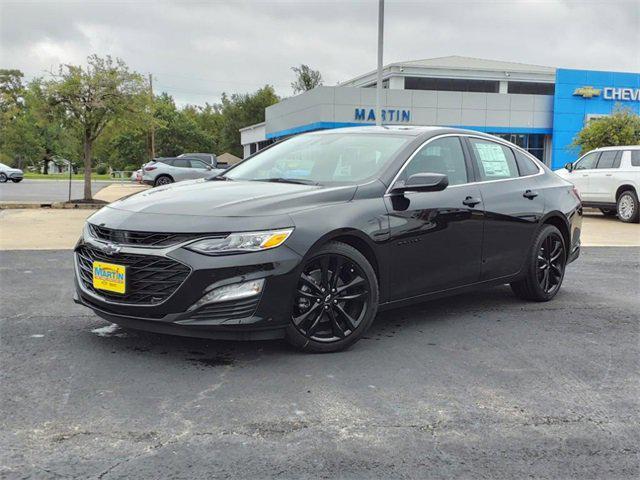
<box><xmin>240</xmin><ymin>56</ymin><xmax>640</xmax><ymax>169</ymax></box>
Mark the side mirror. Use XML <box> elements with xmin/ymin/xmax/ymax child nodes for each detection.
<box><xmin>391</xmin><ymin>173</ymin><xmax>449</xmax><ymax>194</ymax></box>
<box><xmin>206</xmin><ymin>165</ymin><xmax>213</xmax><ymax>170</ymax></box>
<box><xmin>564</xmin><ymin>162</ymin><xmax>574</xmax><ymax>172</ymax></box>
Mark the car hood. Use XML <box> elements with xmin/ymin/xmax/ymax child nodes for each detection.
<box><xmin>89</xmin><ymin>179</ymin><xmax>357</xmax><ymax>232</ymax></box>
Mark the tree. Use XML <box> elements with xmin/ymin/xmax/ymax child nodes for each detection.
<box><xmin>290</xmin><ymin>64</ymin><xmax>323</xmax><ymax>94</ymax></box>
<box><xmin>47</xmin><ymin>55</ymin><xmax>150</xmax><ymax>200</ymax></box>
<box><xmin>217</xmin><ymin>86</ymin><xmax>279</xmax><ymax>157</ymax></box>
<box><xmin>572</xmin><ymin>107</ymin><xmax>640</xmax><ymax>155</ymax></box>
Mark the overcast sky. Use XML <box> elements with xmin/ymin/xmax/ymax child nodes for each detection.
<box><xmin>1</xmin><ymin>0</ymin><xmax>638</xmax><ymax>106</ymax></box>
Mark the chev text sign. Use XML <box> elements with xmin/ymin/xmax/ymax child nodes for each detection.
<box><xmin>603</xmin><ymin>87</ymin><xmax>640</xmax><ymax>101</ymax></box>
<box><xmin>354</xmin><ymin>108</ymin><xmax>411</xmax><ymax>122</ymax></box>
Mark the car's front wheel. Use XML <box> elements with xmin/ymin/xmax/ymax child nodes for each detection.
<box><xmin>286</xmin><ymin>241</ymin><xmax>378</xmax><ymax>353</ymax></box>
<box><xmin>617</xmin><ymin>190</ymin><xmax>639</xmax><ymax>223</ymax></box>
<box><xmin>0</xmin><ymin>173</ymin><xmax>7</xmax><ymax>183</ymax></box>
<box><xmin>511</xmin><ymin>224</ymin><xmax>566</xmax><ymax>302</ymax></box>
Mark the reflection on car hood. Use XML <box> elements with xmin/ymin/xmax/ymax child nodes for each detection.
<box><xmin>106</xmin><ymin>179</ymin><xmax>357</xmax><ymax>217</ymax></box>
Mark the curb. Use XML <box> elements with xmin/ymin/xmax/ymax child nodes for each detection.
<box><xmin>0</xmin><ymin>202</ymin><xmax>103</xmax><ymax>210</ymax></box>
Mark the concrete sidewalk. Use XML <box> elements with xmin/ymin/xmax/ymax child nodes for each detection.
<box><xmin>0</xmin><ymin>209</ymin><xmax>638</xmax><ymax>250</ymax></box>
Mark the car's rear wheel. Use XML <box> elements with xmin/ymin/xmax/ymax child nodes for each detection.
<box><xmin>510</xmin><ymin>224</ymin><xmax>566</xmax><ymax>302</ymax></box>
<box><xmin>600</xmin><ymin>208</ymin><xmax>616</xmax><ymax>217</ymax></box>
<box><xmin>154</xmin><ymin>175</ymin><xmax>173</xmax><ymax>187</ymax></box>
<box><xmin>0</xmin><ymin>173</ymin><xmax>7</xmax><ymax>183</ymax></box>
<box><xmin>286</xmin><ymin>241</ymin><xmax>378</xmax><ymax>353</ymax></box>
<box><xmin>617</xmin><ymin>190</ymin><xmax>639</xmax><ymax>223</ymax></box>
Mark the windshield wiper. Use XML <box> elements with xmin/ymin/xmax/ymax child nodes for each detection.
<box><xmin>255</xmin><ymin>177</ymin><xmax>319</xmax><ymax>186</ymax></box>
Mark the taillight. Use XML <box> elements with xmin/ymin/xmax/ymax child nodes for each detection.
<box><xmin>144</xmin><ymin>165</ymin><xmax>157</xmax><ymax>171</ymax></box>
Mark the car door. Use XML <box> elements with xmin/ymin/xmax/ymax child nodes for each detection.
<box><xmin>189</xmin><ymin>159</ymin><xmax>213</xmax><ymax>179</ymax></box>
<box><xmin>171</xmin><ymin>158</ymin><xmax>192</xmax><ymax>181</ymax></box>
<box><xmin>384</xmin><ymin>136</ymin><xmax>484</xmax><ymax>300</ymax></box>
<box><xmin>588</xmin><ymin>150</ymin><xmax>621</xmax><ymax>203</ymax></box>
<box><xmin>568</xmin><ymin>151</ymin><xmax>599</xmax><ymax>200</ymax></box>
<box><xmin>465</xmin><ymin>137</ymin><xmax>545</xmax><ymax>280</ymax></box>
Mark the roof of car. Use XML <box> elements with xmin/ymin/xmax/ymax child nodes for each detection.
<box><xmin>593</xmin><ymin>145</ymin><xmax>640</xmax><ymax>151</ymax></box>
<box><xmin>310</xmin><ymin>125</ymin><xmax>489</xmax><ymax>138</ymax></box>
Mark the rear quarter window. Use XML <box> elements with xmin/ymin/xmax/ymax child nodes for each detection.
<box><xmin>631</xmin><ymin>151</ymin><xmax>640</xmax><ymax>167</ymax></box>
<box><xmin>514</xmin><ymin>150</ymin><xmax>540</xmax><ymax>176</ymax></box>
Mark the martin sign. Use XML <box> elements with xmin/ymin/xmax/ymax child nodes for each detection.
<box><xmin>603</xmin><ymin>87</ymin><xmax>640</xmax><ymax>102</ymax></box>
<box><xmin>354</xmin><ymin>108</ymin><xmax>411</xmax><ymax>122</ymax></box>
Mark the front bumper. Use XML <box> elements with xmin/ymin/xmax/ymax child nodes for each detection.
<box><xmin>74</xmin><ymin>236</ymin><xmax>303</xmax><ymax>340</ymax></box>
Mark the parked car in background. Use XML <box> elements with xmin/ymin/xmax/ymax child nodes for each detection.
<box><xmin>178</xmin><ymin>153</ymin><xmax>228</xmax><ymax>169</ymax></box>
<box><xmin>130</xmin><ymin>169</ymin><xmax>142</xmax><ymax>183</ymax></box>
<box><xmin>74</xmin><ymin>126</ymin><xmax>582</xmax><ymax>352</ymax></box>
<box><xmin>556</xmin><ymin>146</ymin><xmax>640</xmax><ymax>223</ymax></box>
<box><xmin>0</xmin><ymin>163</ymin><xmax>24</xmax><ymax>183</ymax></box>
<box><xmin>142</xmin><ymin>157</ymin><xmax>224</xmax><ymax>186</ymax></box>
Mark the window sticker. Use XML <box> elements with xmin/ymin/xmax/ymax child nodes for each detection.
<box><xmin>475</xmin><ymin>143</ymin><xmax>510</xmax><ymax>177</ymax></box>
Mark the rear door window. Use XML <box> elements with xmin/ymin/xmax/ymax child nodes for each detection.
<box><xmin>173</xmin><ymin>159</ymin><xmax>190</xmax><ymax>168</ymax></box>
<box><xmin>468</xmin><ymin>138</ymin><xmax>519</xmax><ymax>180</ymax></box>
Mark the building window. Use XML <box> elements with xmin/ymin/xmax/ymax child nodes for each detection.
<box><xmin>507</xmin><ymin>82</ymin><xmax>555</xmax><ymax>95</ymax></box>
<box><xmin>404</xmin><ymin>77</ymin><xmax>499</xmax><ymax>93</ymax></box>
<box><xmin>489</xmin><ymin>133</ymin><xmax>546</xmax><ymax>161</ymax></box>
<box><xmin>364</xmin><ymin>79</ymin><xmax>389</xmax><ymax>88</ymax></box>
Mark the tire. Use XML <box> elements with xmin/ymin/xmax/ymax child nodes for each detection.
<box><xmin>599</xmin><ymin>208</ymin><xmax>616</xmax><ymax>217</ymax></box>
<box><xmin>11</xmin><ymin>178</ymin><xmax>22</xmax><ymax>183</ymax></box>
<box><xmin>510</xmin><ymin>224</ymin><xmax>566</xmax><ymax>302</ymax></box>
<box><xmin>0</xmin><ymin>173</ymin><xmax>7</xmax><ymax>183</ymax></box>
<box><xmin>286</xmin><ymin>241</ymin><xmax>379</xmax><ymax>353</ymax></box>
<box><xmin>616</xmin><ymin>190</ymin><xmax>639</xmax><ymax>224</ymax></box>
<box><xmin>154</xmin><ymin>175</ymin><xmax>173</xmax><ymax>187</ymax></box>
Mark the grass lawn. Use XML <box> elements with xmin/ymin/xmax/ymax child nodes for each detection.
<box><xmin>23</xmin><ymin>172</ymin><xmax>115</xmax><ymax>181</ymax></box>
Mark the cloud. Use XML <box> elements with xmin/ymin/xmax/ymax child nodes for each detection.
<box><xmin>1</xmin><ymin>0</ymin><xmax>638</xmax><ymax>106</ymax></box>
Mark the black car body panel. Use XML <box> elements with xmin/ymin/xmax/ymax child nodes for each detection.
<box><xmin>74</xmin><ymin>126</ymin><xmax>582</xmax><ymax>341</ymax></box>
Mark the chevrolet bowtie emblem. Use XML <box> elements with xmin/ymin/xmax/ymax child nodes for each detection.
<box><xmin>101</xmin><ymin>242</ymin><xmax>122</xmax><ymax>255</ymax></box>
<box><xmin>573</xmin><ymin>86</ymin><xmax>601</xmax><ymax>99</ymax></box>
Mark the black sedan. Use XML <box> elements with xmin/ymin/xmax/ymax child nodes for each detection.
<box><xmin>74</xmin><ymin>127</ymin><xmax>582</xmax><ymax>352</ymax></box>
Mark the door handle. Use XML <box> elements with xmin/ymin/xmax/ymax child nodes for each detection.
<box><xmin>462</xmin><ymin>196</ymin><xmax>482</xmax><ymax>207</ymax></box>
<box><xmin>523</xmin><ymin>189</ymin><xmax>538</xmax><ymax>199</ymax></box>
<box><xmin>605</xmin><ymin>174</ymin><xmax>612</xmax><ymax>177</ymax></box>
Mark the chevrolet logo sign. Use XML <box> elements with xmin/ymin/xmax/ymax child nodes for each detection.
<box><xmin>573</xmin><ymin>86</ymin><xmax>601</xmax><ymax>98</ymax></box>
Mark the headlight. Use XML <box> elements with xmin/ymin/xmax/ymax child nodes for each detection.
<box><xmin>186</xmin><ymin>228</ymin><xmax>293</xmax><ymax>255</ymax></box>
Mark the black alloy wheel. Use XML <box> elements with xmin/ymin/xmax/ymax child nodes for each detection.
<box><xmin>511</xmin><ymin>224</ymin><xmax>566</xmax><ymax>302</ymax></box>
<box><xmin>536</xmin><ymin>233</ymin><xmax>565</xmax><ymax>295</ymax></box>
<box><xmin>287</xmin><ymin>242</ymin><xmax>378</xmax><ymax>352</ymax></box>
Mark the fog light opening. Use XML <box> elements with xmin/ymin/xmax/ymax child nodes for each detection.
<box><xmin>190</xmin><ymin>279</ymin><xmax>264</xmax><ymax>311</ymax></box>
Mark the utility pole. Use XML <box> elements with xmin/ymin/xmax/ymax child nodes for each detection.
<box><xmin>149</xmin><ymin>73</ymin><xmax>156</xmax><ymax>160</ymax></box>
<box><xmin>375</xmin><ymin>0</ymin><xmax>384</xmax><ymax>126</ymax></box>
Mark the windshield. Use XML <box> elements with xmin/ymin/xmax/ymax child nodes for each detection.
<box><xmin>225</xmin><ymin>133</ymin><xmax>410</xmax><ymax>185</ymax></box>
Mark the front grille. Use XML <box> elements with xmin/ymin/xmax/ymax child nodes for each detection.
<box><xmin>88</xmin><ymin>224</ymin><xmax>209</xmax><ymax>247</ymax></box>
<box><xmin>76</xmin><ymin>245</ymin><xmax>190</xmax><ymax>305</ymax></box>
<box><xmin>187</xmin><ymin>297</ymin><xmax>260</xmax><ymax>321</ymax></box>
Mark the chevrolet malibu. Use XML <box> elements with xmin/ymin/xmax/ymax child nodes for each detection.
<box><xmin>74</xmin><ymin>126</ymin><xmax>582</xmax><ymax>352</ymax></box>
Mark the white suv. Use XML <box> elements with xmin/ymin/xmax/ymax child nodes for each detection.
<box><xmin>556</xmin><ymin>146</ymin><xmax>640</xmax><ymax>223</ymax></box>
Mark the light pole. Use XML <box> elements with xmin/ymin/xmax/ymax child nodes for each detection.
<box><xmin>375</xmin><ymin>0</ymin><xmax>384</xmax><ymax>126</ymax></box>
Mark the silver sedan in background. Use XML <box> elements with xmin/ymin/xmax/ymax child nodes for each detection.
<box><xmin>142</xmin><ymin>157</ymin><xmax>224</xmax><ymax>186</ymax></box>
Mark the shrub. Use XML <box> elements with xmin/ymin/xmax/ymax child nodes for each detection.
<box><xmin>95</xmin><ymin>164</ymin><xmax>108</xmax><ymax>175</ymax></box>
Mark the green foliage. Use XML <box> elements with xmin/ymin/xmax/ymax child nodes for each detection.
<box><xmin>291</xmin><ymin>65</ymin><xmax>323</xmax><ymax>94</ymax></box>
<box><xmin>572</xmin><ymin>107</ymin><xmax>640</xmax><ymax>154</ymax></box>
<box><xmin>95</xmin><ymin>164</ymin><xmax>108</xmax><ymax>175</ymax></box>
<box><xmin>47</xmin><ymin>55</ymin><xmax>151</xmax><ymax>199</ymax></box>
<box><xmin>0</xmin><ymin>58</ymin><xmax>281</xmax><ymax>180</ymax></box>
<box><xmin>217</xmin><ymin>85</ymin><xmax>279</xmax><ymax>157</ymax></box>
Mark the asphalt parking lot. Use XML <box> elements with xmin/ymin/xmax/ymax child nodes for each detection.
<box><xmin>0</xmin><ymin>180</ymin><xmax>116</xmax><ymax>203</ymax></box>
<box><xmin>1</xmin><ymin>247</ymin><xmax>638</xmax><ymax>479</ymax></box>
